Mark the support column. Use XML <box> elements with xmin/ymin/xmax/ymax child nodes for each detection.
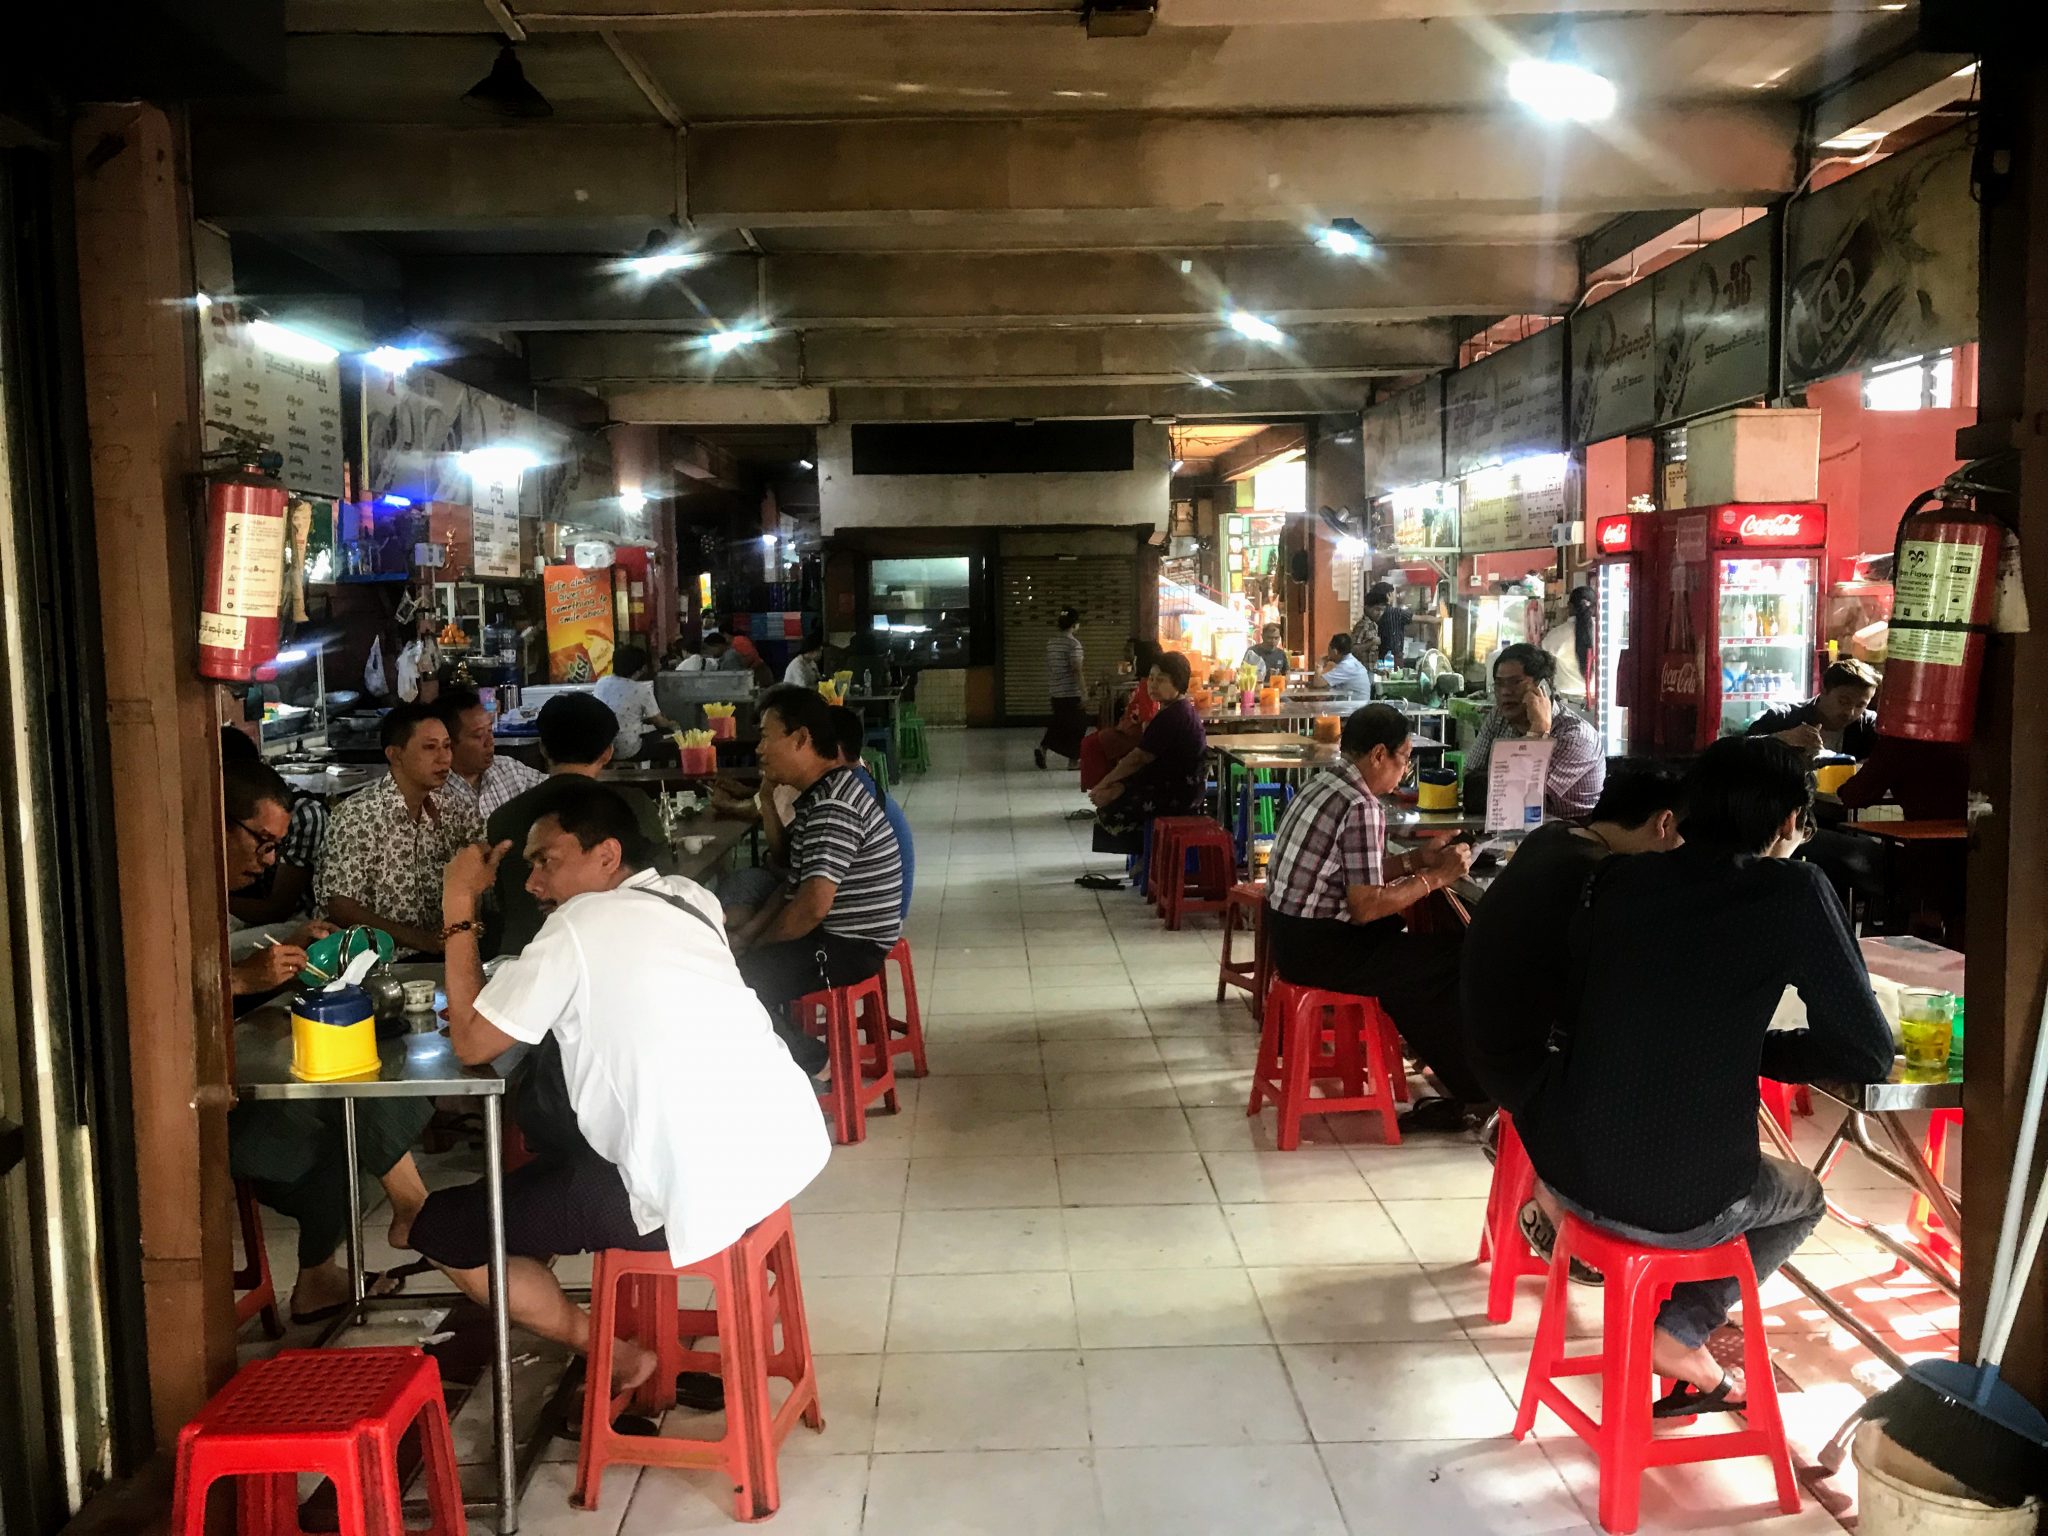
<box><xmin>1961</xmin><ymin>45</ymin><xmax>2048</xmax><ymax>1390</ymax></box>
<box><xmin>71</xmin><ymin>103</ymin><xmax>238</xmax><ymax>1441</ymax></box>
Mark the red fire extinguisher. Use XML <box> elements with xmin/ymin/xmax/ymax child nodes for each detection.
<box><xmin>198</xmin><ymin>454</ymin><xmax>289</xmax><ymax>683</ymax></box>
<box><xmin>1877</xmin><ymin>488</ymin><xmax>2004</xmax><ymax>744</ymax></box>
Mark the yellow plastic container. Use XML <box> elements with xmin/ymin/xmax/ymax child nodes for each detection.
<box><xmin>290</xmin><ymin>984</ymin><xmax>381</xmax><ymax>1082</ymax></box>
<box><xmin>1815</xmin><ymin>761</ymin><xmax>1859</xmax><ymax>796</ymax></box>
<box><xmin>1417</xmin><ymin>769</ymin><xmax>1459</xmax><ymax>811</ymax></box>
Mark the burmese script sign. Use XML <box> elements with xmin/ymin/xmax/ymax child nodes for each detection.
<box><xmin>1570</xmin><ymin>278</ymin><xmax>1655</xmax><ymax>445</ymax></box>
<box><xmin>1360</xmin><ymin>376</ymin><xmax>1445</xmax><ymax>495</ymax></box>
<box><xmin>1652</xmin><ymin>214</ymin><xmax>1775</xmax><ymax>425</ymax></box>
<box><xmin>1444</xmin><ymin>327</ymin><xmax>1566</xmax><ymax>478</ymax></box>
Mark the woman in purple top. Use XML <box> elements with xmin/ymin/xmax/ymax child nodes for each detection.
<box><xmin>1086</xmin><ymin>651</ymin><xmax>1207</xmax><ymax>854</ymax></box>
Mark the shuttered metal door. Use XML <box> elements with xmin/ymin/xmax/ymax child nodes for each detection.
<box><xmin>999</xmin><ymin>556</ymin><xmax>1136</xmax><ymax>718</ymax></box>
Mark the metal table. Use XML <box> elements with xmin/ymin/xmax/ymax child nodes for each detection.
<box><xmin>235</xmin><ymin>969</ymin><xmax>523</xmax><ymax>1533</ymax></box>
<box><xmin>669</xmin><ymin>815</ymin><xmax>755</xmax><ymax>885</ymax></box>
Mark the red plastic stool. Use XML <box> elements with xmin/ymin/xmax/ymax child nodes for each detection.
<box><xmin>577</xmin><ymin>1204</ymin><xmax>822</xmax><ymax>1521</ymax></box>
<box><xmin>1160</xmin><ymin>820</ymin><xmax>1237</xmax><ymax>930</ymax></box>
<box><xmin>1477</xmin><ymin>1112</ymin><xmax>1546</xmax><ymax>1324</ymax></box>
<box><xmin>882</xmin><ymin>936</ymin><xmax>929</xmax><ymax>1078</ymax></box>
<box><xmin>1907</xmin><ymin>1107</ymin><xmax>1963</xmax><ymax>1264</ymax></box>
<box><xmin>1216</xmin><ymin>882</ymin><xmax>1271</xmax><ymax>1013</ymax></box>
<box><xmin>1513</xmin><ymin>1216</ymin><xmax>1800</xmax><ymax>1534</ymax></box>
<box><xmin>1247</xmin><ymin>979</ymin><xmax>1403</xmax><ymax>1150</ymax></box>
<box><xmin>793</xmin><ymin>971</ymin><xmax>901</xmax><ymax>1144</ymax></box>
<box><xmin>1145</xmin><ymin>817</ymin><xmax>1215</xmax><ymax>915</ymax></box>
<box><xmin>1756</xmin><ymin>1077</ymin><xmax>1812</xmax><ymax>1137</ymax></box>
<box><xmin>232</xmin><ymin>1181</ymin><xmax>283</xmax><ymax>1339</ymax></box>
<box><xmin>172</xmin><ymin>1346</ymin><xmax>464</xmax><ymax>1536</ymax></box>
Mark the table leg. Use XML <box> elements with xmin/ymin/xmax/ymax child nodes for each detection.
<box><xmin>342</xmin><ymin>1098</ymin><xmax>365</xmax><ymax>1319</ymax></box>
<box><xmin>1868</xmin><ymin>1111</ymin><xmax>1964</xmax><ymax>1245</ymax></box>
<box><xmin>483</xmin><ymin>1097</ymin><xmax>519</xmax><ymax>1534</ymax></box>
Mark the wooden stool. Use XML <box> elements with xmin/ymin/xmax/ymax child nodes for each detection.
<box><xmin>794</xmin><ymin>971</ymin><xmax>901</xmax><ymax>1144</ymax></box>
<box><xmin>1513</xmin><ymin>1216</ymin><xmax>1799</xmax><ymax>1534</ymax></box>
<box><xmin>577</xmin><ymin>1205</ymin><xmax>822</xmax><ymax>1521</ymax></box>
<box><xmin>883</xmin><ymin>935</ymin><xmax>930</xmax><ymax>1078</ymax></box>
<box><xmin>172</xmin><ymin>1347</ymin><xmax>464</xmax><ymax>1536</ymax></box>
<box><xmin>1246</xmin><ymin>979</ymin><xmax>1403</xmax><ymax>1150</ymax></box>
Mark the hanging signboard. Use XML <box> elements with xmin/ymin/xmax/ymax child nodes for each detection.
<box><xmin>1360</xmin><ymin>376</ymin><xmax>1445</xmax><ymax>496</ymax></box>
<box><xmin>470</xmin><ymin>471</ymin><xmax>524</xmax><ymax>578</ymax></box>
<box><xmin>1570</xmin><ymin>279</ymin><xmax>1656</xmax><ymax>445</ymax></box>
<box><xmin>1444</xmin><ymin>326</ymin><xmax>1567</xmax><ymax>478</ymax></box>
<box><xmin>1652</xmin><ymin>214</ymin><xmax>1775</xmax><ymax>426</ymax></box>
<box><xmin>1459</xmin><ymin>453</ymin><xmax>1569</xmax><ymax>556</ymax></box>
<box><xmin>541</xmin><ymin>565</ymin><xmax>616</xmax><ymax>683</ymax></box>
<box><xmin>199</xmin><ymin>302</ymin><xmax>345</xmax><ymax>498</ymax></box>
<box><xmin>1783</xmin><ymin>125</ymin><xmax>1977</xmax><ymax>389</ymax></box>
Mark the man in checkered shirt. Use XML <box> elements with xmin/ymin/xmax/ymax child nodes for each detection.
<box><xmin>1265</xmin><ymin>703</ymin><xmax>1490</xmax><ymax>1130</ymax></box>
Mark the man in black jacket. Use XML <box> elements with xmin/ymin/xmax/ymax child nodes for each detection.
<box><xmin>1743</xmin><ymin>658</ymin><xmax>1880</xmax><ymax>759</ymax></box>
<box><xmin>1520</xmin><ymin>736</ymin><xmax>1893</xmax><ymax>1416</ymax></box>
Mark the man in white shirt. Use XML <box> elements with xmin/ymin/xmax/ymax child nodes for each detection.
<box><xmin>438</xmin><ymin>685</ymin><xmax>546</xmax><ymax>818</ymax></box>
<box><xmin>410</xmin><ymin>780</ymin><xmax>830</xmax><ymax>1393</ymax></box>
<box><xmin>591</xmin><ymin>644</ymin><xmax>677</xmax><ymax>761</ymax></box>
<box><xmin>783</xmin><ymin>629</ymin><xmax>826</xmax><ymax>688</ymax></box>
<box><xmin>1320</xmin><ymin>632</ymin><xmax>1374</xmax><ymax>698</ymax></box>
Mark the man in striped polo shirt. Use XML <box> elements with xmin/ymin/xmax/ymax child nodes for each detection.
<box><xmin>734</xmin><ymin>686</ymin><xmax>904</xmax><ymax>1074</ymax></box>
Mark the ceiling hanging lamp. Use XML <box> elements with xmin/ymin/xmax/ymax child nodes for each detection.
<box><xmin>463</xmin><ymin>44</ymin><xmax>553</xmax><ymax>119</ymax></box>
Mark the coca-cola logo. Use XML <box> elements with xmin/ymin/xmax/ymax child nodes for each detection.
<box><xmin>1738</xmin><ymin>511</ymin><xmax>1806</xmax><ymax>539</ymax></box>
<box><xmin>1597</xmin><ymin>517</ymin><xmax>1632</xmax><ymax>551</ymax></box>
<box><xmin>1661</xmin><ymin>658</ymin><xmax>1700</xmax><ymax>698</ymax></box>
<box><xmin>1716</xmin><ymin>506</ymin><xmax>1822</xmax><ymax>546</ymax></box>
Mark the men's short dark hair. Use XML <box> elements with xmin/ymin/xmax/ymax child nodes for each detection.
<box><xmin>1153</xmin><ymin>650</ymin><xmax>1192</xmax><ymax>692</ymax></box>
<box><xmin>381</xmin><ymin>700</ymin><xmax>444</xmax><ymax>752</ymax></box>
<box><xmin>537</xmin><ymin>692</ymin><xmax>621</xmax><ymax>766</ymax></box>
<box><xmin>224</xmin><ymin>758</ymin><xmax>293</xmax><ymax>823</ymax></box>
<box><xmin>1340</xmin><ymin>702</ymin><xmax>1409</xmax><ymax>759</ymax></box>
<box><xmin>1587</xmin><ymin>759</ymin><xmax>1684</xmax><ymax>829</ymax></box>
<box><xmin>220</xmin><ymin>726</ymin><xmax>261</xmax><ymax>765</ymax></box>
<box><xmin>1679</xmin><ymin>736</ymin><xmax>1813</xmax><ymax>854</ymax></box>
<box><xmin>829</xmin><ymin>704</ymin><xmax>867</xmax><ymax>764</ymax></box>
<box><xmin>1365</xmin><ymin>583</ymin><xmax>1393</xmax><ymax>607</ymax></box>
<box><xmin>1494</xmin><ymin>642</ymin><xmax>1555</xmax><ymax>685</ymax></box>
<box><xmin>759</xmin><ymin>684</ymin><xmax>837</xmax><ymax>756</ymax></box>
<box><xmin>436</xmin><ymin>685</ymin><xmax>485</xmax><ymax>729</ymax></box>
<box><xmin>702</xmin><ymin>630</ymin><xmax>728</xmax><ymax>648</ymax></box>
<box><xmin>1056</xmin><ymin>607</ymin><xmax>1081</xmax><ymax>629</ymax></box>
<box><xmin>613</xmin><ymin>644</ymin><xmax>650</xmax><ymax>680</ymax></box>
<box><xmin>1328</xmin><ymin>632</ymin><xmax>1355</xmax><ymax>657</ymax></box>
<box><xmin>1131</xmin><ymin>639</ymin><xmax>1163</xmax><ymax>679</ymax></box>
<box><xmin>1822</xmin><ymin>658</ymin><xmax>1881</xmax><ymax>694</ymax></box>
<box><xmin>534</xmin><ymin>779</ymin><xmax>655</xmax><ymax>871</ymax></box>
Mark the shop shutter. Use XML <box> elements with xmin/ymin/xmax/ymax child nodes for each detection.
<box><xmin>1000</xmin><ymin>556</ymin><xmax>1136</xmax><ymax>718</ymax></box>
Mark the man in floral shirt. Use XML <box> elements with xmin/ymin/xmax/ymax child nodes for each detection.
<box><xmin>316</xmin><ymin>701</ymin><xmax>482</xmax><ymax>954</ymax></box>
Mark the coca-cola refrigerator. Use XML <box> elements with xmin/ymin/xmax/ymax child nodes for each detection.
<box><xmin>1589</xmin><ymin>511</ymin><xmax>1653</xmax><ymax>756</ymax></box>
<box><xmin>1650</xmin><ymin>502</ymin><xmax>1828</xmax><ymax>753</ymax></box>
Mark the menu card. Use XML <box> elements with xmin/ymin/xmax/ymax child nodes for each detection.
<box><xmin>1486</xmin><ymin>738</ymin><xmax>1554</xmax><ymax>833</ymax></box>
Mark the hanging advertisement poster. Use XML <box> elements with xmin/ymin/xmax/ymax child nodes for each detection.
<box><xmin>1783</xmin><ymin>126</ymin><xmax>1977</xmax><ymax>388</ymax></box>
<box><xmin>199</xmin><ymin>301</ymin><xmax>345</xmax><ymax>498</ymax></box>
<box><xmin>1570</xmin><ymin>278</ymin><xmax>1655</xmax><ymax>445</ymax></box>
<box><xmin>541</xmin><ymin>565</ymin><xmax>616</xmax><ymax>683</ymax></box>
<box><xmin>1444</xmin><ymin>326</ymin><xmax>1566</xmax><ymax>478</ymax></box>
<box><xmin>1651</xmin><ymin>214</ymin><xmax>1774</xmax><ymax>426</ymax></box>
<box><xmin>1361</xmin><ymin>376</ymin><xmax>1445</xmax><ymax>497</ymax></box>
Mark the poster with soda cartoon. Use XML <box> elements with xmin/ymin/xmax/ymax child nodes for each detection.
<box><xmin>542</xmin><ymin>565</ymin><xmax>616</xmax><ymax>683</ymax></box>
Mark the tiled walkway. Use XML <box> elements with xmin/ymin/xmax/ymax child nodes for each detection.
<box><xmin>254</xmin><ymin>727</ymin><xmax>1963</xmax><ymax>1534</ymax></box>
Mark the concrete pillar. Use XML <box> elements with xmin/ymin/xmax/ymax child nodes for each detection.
<box><xmin>71</xmin><ymin>102</ymin><xmax>238</xmax><ymax>1442</ymax></box>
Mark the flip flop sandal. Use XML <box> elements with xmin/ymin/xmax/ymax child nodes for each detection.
<box><xmin>1514</xmin><ymin>1201</ymin><xmax>1605</xmax><ymax>1286</ymax></box>
<box><xmin>675</xmin><ymin>1371</ymin><xmax>726</xmax><ymax>1411</ymax></box>
<box><xmin>557</xmin><ymin>1412</ymin><xmax>659</xmax><ymax>1442</ymax></box>
<box><xmin>1652</xmin><ymin>1371</ymin><xmax>1746</xmax><ymax>1419</ymax></box>
<box><xmin>288</xmin><ymin>1257</ymin><xmax>434</xmax><ymax>1327</ymax></box>
<box><xmin>1074</xmin><ymin>874</ymin><xmax>1124</xmax><ymax>890</ymax></box>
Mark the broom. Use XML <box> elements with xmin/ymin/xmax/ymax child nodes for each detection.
<box><xmin>1863</xmin><ymin>991</ymin><xmax>2048</xmax><ymax>1507</ymax></box>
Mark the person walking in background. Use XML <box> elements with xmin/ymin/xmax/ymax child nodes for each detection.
<box><xmin>1539</xmin><ymin>587</ymin><xmax>1595</xmax><ymax>707</ymax></box>
<box><xmin>1035</xmin><ymin>606</ymin><xmax>1087</xmax><ymax>770</ymax></box>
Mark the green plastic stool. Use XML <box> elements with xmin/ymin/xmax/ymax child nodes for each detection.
<box><xmin>897</xmin><ymin>714</ymin><xmax>931</xmax><ymax>775</ymax></box>
<box><xmin>861</xmin><ymin>747</ymin><xmax>891</xmax><ymax>799</ymax></box>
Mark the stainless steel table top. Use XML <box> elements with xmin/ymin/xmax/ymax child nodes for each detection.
<box><xmin>234</xmin><ymin>963</ymin><xmax>504</xmax><ymax>1101</ymax></box>
<box><xmin>1812</xmin><ymin>1065</ymin><xmax>1962</xmax><ymax>1114</ymax></box>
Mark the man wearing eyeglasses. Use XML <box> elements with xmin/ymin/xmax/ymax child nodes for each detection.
<box><xmin>220</xmin><ymin>729</ymin><xmax>334</xmax><ymax>993</ymax></box>
<box><xmin>1461</xmin><ymin>643</ymin><xmax>1606</xmax><ymax>820</ymax></box>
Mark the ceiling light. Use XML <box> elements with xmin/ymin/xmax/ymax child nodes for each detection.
<box><xmin>1193</xmin><ymin>374</ymin><xmax>1221</xmax><ymax>390</ymax></box>
<box><xmin>1820</xmin><ymin>131</ymin><xmax>1886</xmax><ymax>151</ymax></box>
<box><xmin>1336</xmin><ymin>534</ymin><xmax>1368</xmax><ymax>557</ymax></box>
<box><xmin>379</xmin><ymin>494</ymin><xmax>414</xmax><ymax>509</ymax></box>
<box><xmin>798</xmin><ymin>458</ymin><xmax>815</xmax><ymax>470</ymax></box>
<box><xmin>705</xmin><ymin>327</ymin><xmax>771</xmax><ymax>355</ymax></box>
<box><xmin>463</xmin><ymin>44</ymin><xmax>553</xmax><ymax>119</ymax></box>
<box><xmin>364</xmin><ymin>345</ymin><xmax>431</xmax><ymax>374</ymax></box>
<box><xmin>1171</xmin><ymin>459</ymin><xmax>1185</xmax><ymax>472</ymax></box>
<box><xmin>194</xmin><ymin>292</ymin><xmax>212</xmax><ymax>310</ymax></box>
<box><xmin>1315</xmin><ymin>218</ymin><xmax>1372</xmax><ymax>258</ymax></box>
<box><xmin>248</xmin><ymin>318</ymin><xmax>340</xmax><ymax>364</ymax></box>
<box><xmin>1507</xmin><ymin>53</ymin><xmax>1616</xmax><ymax>123</ymax></box>
<box><xmin>621</xmin><ymin>490</ymin><xmax>649</xmax><ymax>514</ymax></box>
<box><xmin>621</xmin><ymin>228</ymin><xmax>704</xmax><ymax>278</ymax></box>
<box><xmin>458</xmin><ymin>444</ymin><xmax>544</xmax><ymax>478</ymax></box>
<box><xmin>1227</xmin><ymin>311</ymin><xmax>1287</xmax><ymax>345</ymax></box>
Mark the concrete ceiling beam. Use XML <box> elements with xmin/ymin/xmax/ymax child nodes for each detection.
<box><xmin>1806</xmin><ymin>47</ymin><xmax>1978</xmax><ymax>147</ymax></box>
<box><xmin>400</xmin><ymin>243</ymin><xmax>1577</xmax><ymax>331</ymax></box>
<box><xmin>609</xmin><ymin>383</ymin><xmax>835</xmax><ymax>426</ymax></box>
<box><xmin>525</xmin><ymin>320</ymin><xmax>1453</xmax><ymax>388</ymax></box>
<box><xmin>190</xmin><ymin>108</ymin><xmax>1797</xmax><ymax>231</ymax></box>
<box><xmin>832</xmin><ymin>378</ymin><xmax>1369</xmax><ymax>421</ymax></box>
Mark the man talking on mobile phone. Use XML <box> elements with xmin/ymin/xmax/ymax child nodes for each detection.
<box><xmin>1461</xmin><ymin>644</ymin><xmax>1606</xmax><ymax>820</ymax></box>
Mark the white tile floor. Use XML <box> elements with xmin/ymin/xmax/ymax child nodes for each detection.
<box><xmin>245</xmin><ymin>727</ymin><xmax>1965</xmax><ymax>1534</ymax></box>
